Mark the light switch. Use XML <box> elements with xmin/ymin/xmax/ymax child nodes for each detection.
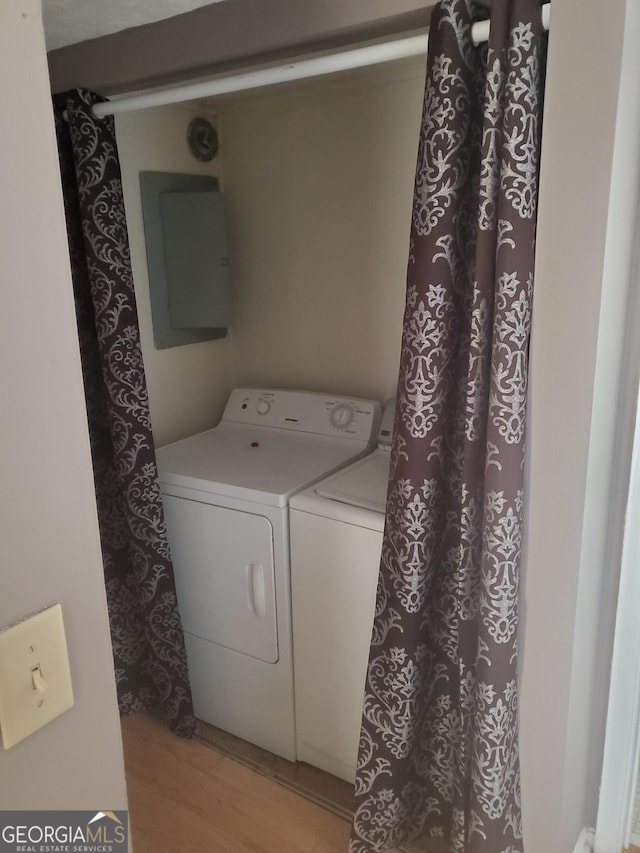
<box><xmin>0</xmin><ymin>604</ymin><xmax>74</xmax><ymax>749</ymax></box>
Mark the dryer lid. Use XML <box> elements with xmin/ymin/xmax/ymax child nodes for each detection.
<box><xmin>156</xmin><ymin>423</ymin><xmax>372</xmax><ymax>508</ymax></box>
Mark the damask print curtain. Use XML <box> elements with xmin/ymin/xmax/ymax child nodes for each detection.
<box><xmin>351</xmin><ymin>1</ymin><xmax>546</xmax><ymax>851</ymax></box>
<box><xmin>53</xmin><ymin>89</ymin><xmax>195</xmax><ymax>737</ymax></box>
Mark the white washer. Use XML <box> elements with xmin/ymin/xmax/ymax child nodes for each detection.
<box><xmin>289</xmin><ymin>400</ymin><xmax>394</xmax><ymax>782</ymax></box>
<box><xmin>156</xmin><ymin>388</ymin><xmax>380</xmax><ymax>761</ymax></box>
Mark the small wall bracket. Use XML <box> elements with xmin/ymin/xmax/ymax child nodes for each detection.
<box><xmin>187</xmin><ymin>117</ymin><xmax>219</xmax><ymax>162</ymax></box>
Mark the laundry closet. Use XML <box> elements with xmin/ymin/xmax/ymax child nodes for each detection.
<box><xmin>112</xmin><ymin>55</ymin><xmax>425</xmax><ymax>782</ymax></box>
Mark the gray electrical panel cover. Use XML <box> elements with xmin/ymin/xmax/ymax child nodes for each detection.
<box><xmin>140</xmin><ymin>171</ymin><xmax>232</xmax><ymax>349</ymax></box>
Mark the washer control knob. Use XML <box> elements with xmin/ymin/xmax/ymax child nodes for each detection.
<box><xmin>330</xmin><ymin>402</ymin><xmax>355</xmax><ymax>430</ymax></box>
<box><xmin>256</xmin><ymin>399</ymin><xmax>271</xmax><ymax>415</ymax></box>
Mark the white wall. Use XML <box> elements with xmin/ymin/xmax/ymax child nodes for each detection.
<box><xmin>0</xmin><ymin>0</ymin><xmax>127</xmax><ymax>810</ymax></box>
<box><xmin>216</xmin><ymin>58</ymin><xmax>425</xmax><ymax>404</ymax></box>
<box><xmin>115</xmin><ymin>104</ymin><xmax>236</xmax><ymax>447</ymax></box>
<box><xmin>519</xmin><ymin>0</ymin><xmax>640</xmax><ymax>848</ymax></box>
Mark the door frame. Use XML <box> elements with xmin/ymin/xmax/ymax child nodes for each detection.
<box><xmin>594</xmin><ymin>390</ymin><xmax>640</xmax><ymax>851</ymax></box>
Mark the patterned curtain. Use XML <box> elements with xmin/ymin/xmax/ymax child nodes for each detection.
<box><xmin>53</xmin><ymin>89</ymin><xmax>196</xmax><ymax>737</ymax></box>
<box><xmin>351</xmin><ymin>1</ymin><xmax>546</xmax><ymax>851</ymax></box>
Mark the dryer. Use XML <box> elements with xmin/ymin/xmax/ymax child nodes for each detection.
<box><xmin>289</xmin><ymin>400</ymin><xmax>394</xmax><ymax>781</ymax></box>
<box><xmin>156</xmin><ymin>388</ymin><xmax>380</xmax><ymax>761</ymax></box>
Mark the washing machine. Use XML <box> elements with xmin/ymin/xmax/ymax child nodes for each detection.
<box><xmin>289</xmin><ymin>400</ymin><xmax>394</xmax><ymax>782</ymax></box>
<box><xmin>155</xmin><ymin>388</ymin><xmax>380</xmax><ymax>761</ymax></box>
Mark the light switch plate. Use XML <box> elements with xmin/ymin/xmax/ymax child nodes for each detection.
<box><xmin>0</xmin><ymin>604</ymin><xmax>74</xmax><ymax>749</ymax></box>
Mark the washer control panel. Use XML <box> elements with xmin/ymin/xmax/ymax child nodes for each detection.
<box><xmin>223</xmin><ymin>389</ymin><xmax>381</xmax><ymax>441</ymax></box>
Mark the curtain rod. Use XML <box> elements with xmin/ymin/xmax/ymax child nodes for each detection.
<box><xmin>471</xmin><ymin>2</ymin><xmax>550</xmax><ymax>45</ymax></box>
<box><xmin>92</xmin><ymin>3</ymin><xmax>550</xmax><ymax>119</ymax></box>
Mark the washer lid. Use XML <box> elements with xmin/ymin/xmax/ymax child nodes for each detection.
<box><xmin>315</xmin><ymin>448</ymin><xmax>391</xmax><ymax>514</ymax></box>
<box><xmin>156</xmin><ymin>423</ymin><xmax>371</xmax><ymax>507</ymax></box>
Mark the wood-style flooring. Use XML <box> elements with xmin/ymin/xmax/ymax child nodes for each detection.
<box><xmin>122</xmin><ymin>714</ymin><xmax>351</xmax><ymax>853</ymax></box>
<box><xmin>194</xmin><ymin>718</ymin><xmax>354</xmax><ymax>821</ymax></box>
<box><xmin>122</xmin><ymin>713</ymin><xmax>451</xmax><ymax>853</ymax></box>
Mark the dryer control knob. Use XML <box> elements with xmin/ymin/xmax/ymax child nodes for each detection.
<box><xmin>257</xmin><ymin>399</ymin><xmax>271</xmax><ymax>415</ymax></box>
<box><xmin>330</xmin><ymin>402</ymin><xmax>355</xmax><ymax>430</ymax></box>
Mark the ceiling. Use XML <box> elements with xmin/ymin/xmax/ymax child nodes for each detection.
<box><xmin>43</xmin><ymin>0</ymin><xmax>227</xmax><ymax>51</ymax></box>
